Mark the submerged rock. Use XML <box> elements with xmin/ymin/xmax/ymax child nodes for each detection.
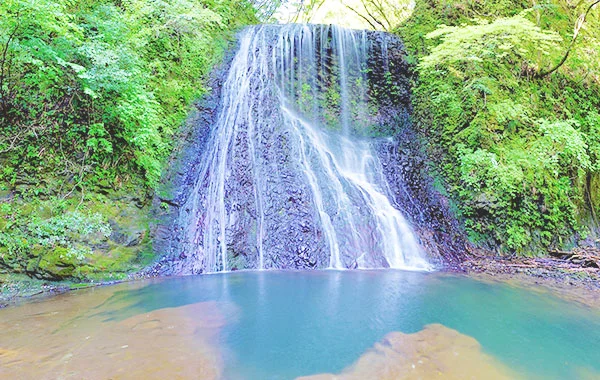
<box><xmin>0</xmin><ymin>294</ymin><xmax>230</xmax><ymax>379</ymax></box>
<box><xmin>298</xmin><ymin>324</ymin><xmax>517</xmax><ymax>380</ymax></box>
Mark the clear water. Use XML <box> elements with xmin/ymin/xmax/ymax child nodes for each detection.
<box><xmin>2</xmin><ymin>271</ymin><xmax>599</xmax><ymax>379</ymax></box>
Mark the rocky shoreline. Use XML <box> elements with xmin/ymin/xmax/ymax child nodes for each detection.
<box><xmin>0</xmin><ymin>275</ymin><xmax>128</xmax><ymax>308</ymax></box>
<box><xmin>459</xmin><ymin>254</ymin><xmax>600</xmax><ymax>308</ymax></box>
<box><xmin>2</xmin><ymin>255</ymin><xmax>599</xmax><ymax>309</ymax></box>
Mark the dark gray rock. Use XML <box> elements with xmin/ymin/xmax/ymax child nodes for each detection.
<box><xmin>150</xmin><ymin>25</ymin><xmax>469</xmax><ymax>275</ymax></box>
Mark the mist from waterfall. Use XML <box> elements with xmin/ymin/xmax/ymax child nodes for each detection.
<box><xmin>177</xmin><ymin>24</ymin><xmax>431</xmax><ymax>273</ymax></box>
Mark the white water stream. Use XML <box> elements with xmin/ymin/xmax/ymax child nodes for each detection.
<box><xmin>179</xmin><ymin>24</ymin><xmax>431</xmax><ymax>272</ymax></box>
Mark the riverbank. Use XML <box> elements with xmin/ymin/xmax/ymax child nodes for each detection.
<box><xmin>3</xmin><ymin>254</ymin><xmax>600</xmax><ymax>310</ymax></box>
<box><xmin>0</xmin><ymin>274</ymin><xmax>130</xmax><ymax>308</ymax></box>
<box><xmin>460</xmin><ymin>255</ymin><xmax>600</xmax><ymax>309</ymax></box>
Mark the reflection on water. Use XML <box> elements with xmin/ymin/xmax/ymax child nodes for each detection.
<box><xmin>1</xmin><ymin>271</ymin><xmax>599</xmax><ymax>379</ymax></box>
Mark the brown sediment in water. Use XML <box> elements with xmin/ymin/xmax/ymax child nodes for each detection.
<box><xmin>0</xmin><ymin>284</ymin><xmax>231</xmax><ymax>379</ymax></box>
<box><xmin>298</xmin><ymin>324</ymin><xmax>518</xmax><ymax>380</ymax></box>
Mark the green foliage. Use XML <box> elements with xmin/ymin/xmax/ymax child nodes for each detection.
<box><xmin>420</xmin><ymin>13</ymin><xmax>561</xmax><ymax>70</ymax></box>
<box><xmin>396</xmin><ymin>0</ymin><xmax>600</xmax><ymax>254</ymax></box>
<box><xmin>0</xmin><ymin>0</ymin><xmax>257</xmax><ymax>284</ymax></box>
<box><xmin>29</xmin><ymin>211</ymin><xmax>111</xmax><ymax>260</ymax></box>
<box><xmin>0</xmin><ymin>194</ymin><xmax>153</xmax><ymax>281</ymax></box>
<box><xmin>580</xmin><ymin>111</ymin><xmax>600</xmax><ymax>171</ymax></box>
<box><xmin>538</xmin><ymin>119</ymin><xmax>591</xmax><ymax>174</ymax></box>
<box><xmin>0</xmin><ymin>203</ymin><xmax>111</xmax><ymax>269</ymax></box>
<box><xmin>0</xmin><ymin>0</ymin><xmax>257</xmax><ymax>189</ymax></box>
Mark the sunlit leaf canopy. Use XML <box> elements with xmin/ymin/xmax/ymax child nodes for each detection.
<box><xmin>273</xmin><ymin>0</ymin><xmax>414</xmax><ymax>30</ymax></box>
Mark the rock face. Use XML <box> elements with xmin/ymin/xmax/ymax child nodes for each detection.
<box><xmin>376</xmin><ymin>133</ymin><xmax>466</xmax><ymax>267</ymax></box>
<box><xmin>152</xmin><ymin>24</ymin><xmax>467</xmax><ymax>275</ymax></box>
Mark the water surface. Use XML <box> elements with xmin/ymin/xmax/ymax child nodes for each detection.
<box><xmin>1</xmin><ymin>270</ymin><xmax>599</xmax><ymax>379</ymax></box>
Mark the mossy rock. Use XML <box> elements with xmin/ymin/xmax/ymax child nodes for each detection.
<box><xmin>74</xmin><ymin>243</ymin><xmax>152</xmax><ymax>281</ymax></box>
<box><xmin>36</xmin><ymin>247</ymin><xmax>79</xmax><ymax>280</ymax></box>
<box><xmin>24</xmin><ymin>245</ymin><xmax>45</xmax><ymax>273</ymax></box>
<box><xmin>91</xmin><ymin>246</ymin><xmax>137</xmax><ymax>271</ymax></box>
<box><xmin>0</xmin><ymin>242</ymin><xmax>34</xmax><ymax>273</ymax></box>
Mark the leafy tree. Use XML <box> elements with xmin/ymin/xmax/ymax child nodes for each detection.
<box><xmin>0</xmin><ymin>0</ymin><xmax>257</xmax><ymax>189</ymax></box>
<box><xmin>420</xmin><ymin>13</ymin><xmax>561</xmax><ymax>72</ymax></box>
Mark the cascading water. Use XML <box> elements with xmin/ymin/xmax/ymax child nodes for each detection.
<box><xmin>173</xmin><ymin>24</ymin><xmax>431</xmax><ymax>273</ymax></box>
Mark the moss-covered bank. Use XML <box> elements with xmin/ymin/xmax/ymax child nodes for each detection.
<box><xmin>395</xmin><ymin>0</ymin><xmax>600</xmax><ymax>255</ymax></box>
<box><xmin>0</xmin><ymin>0</ymin><xmax>258</xmax><ymax>296</ymax></box>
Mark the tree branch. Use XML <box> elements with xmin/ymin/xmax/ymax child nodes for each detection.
<box><xmin>536</xmin><ymin>0</ymin><xmax>599</xmax><ymax>78</ymax></box>
<box><xmin>0</xmin><ymin>24</ymin><xmax>20</xmax><ymax>112</ymax></box>
<box><xmin>371</xmin><ymin>0</ymin><xmax>393</xmax><ymax>30</ymax></box>
<box><xmin>343</xmin><ymin>2</ymin><xmax>379</xmax><ymax>30</ymax></box>
<box><xmin>359</xmin><ymin>0</ymin><xmax>389</xmax><ymax>30</ymax></box>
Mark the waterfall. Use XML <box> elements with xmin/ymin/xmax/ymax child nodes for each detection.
<box><xmin>176</xmin><ymin>24</ymin><xmax>431</xmax><ymax>273</ymax></box>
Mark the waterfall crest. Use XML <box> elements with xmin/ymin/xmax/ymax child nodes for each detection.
<box><xmin>174</xmin><ymin>24</ymin><xmax>431</xmax><ymax>273</ymax></box>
